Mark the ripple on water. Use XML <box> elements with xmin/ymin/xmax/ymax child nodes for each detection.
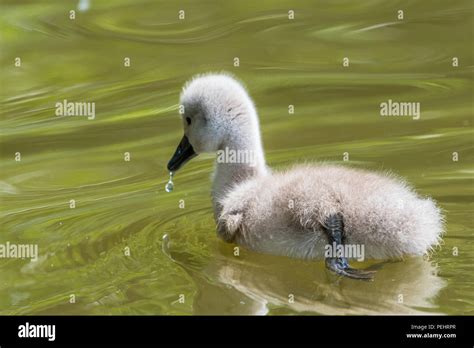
<box><xmin>1</xmin><ymin>0</ymin><xmax>472</xmax><ymax>315</ymax></box>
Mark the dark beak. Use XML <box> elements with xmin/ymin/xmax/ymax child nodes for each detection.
<box><xmin>167</xmin><ymin>135</ymin><xmax>197</xmax><ymax>172</ymax></box>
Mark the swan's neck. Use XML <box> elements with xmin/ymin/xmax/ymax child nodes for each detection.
<box><xmin>211</xmin><ymin>128</ymin><xmax>267</xmax><ymax>216</ymax></box>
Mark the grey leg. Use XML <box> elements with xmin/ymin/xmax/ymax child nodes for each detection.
<box><xmin>323</xmin><ymin>214</ymin><xmax>376</xmax><ymax>280</ymax></box>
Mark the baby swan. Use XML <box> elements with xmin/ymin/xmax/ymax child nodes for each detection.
<box><xmin>167</xmin><ymin>73</ymin><xmax>444</xmax><ymax>280</ymax></box>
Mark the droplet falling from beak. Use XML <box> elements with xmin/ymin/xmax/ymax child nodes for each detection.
<box><xmin>165</xmin><ymin>172</ymin><xmax>174</xmax><ymax>192</ymax></box>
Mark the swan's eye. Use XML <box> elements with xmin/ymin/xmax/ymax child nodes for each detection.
<box><xmin>186</xmin><ymin>117</ymin><xmax>191</xmax><ymax>125</ymax></box>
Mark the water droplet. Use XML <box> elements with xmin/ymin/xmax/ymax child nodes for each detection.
<box><xmin>165</xmin><ymin>181</ymin><xmax>173</xmax><ymax>192</ymax></box>
<box><xmin>165</xmin><ymin>172</ymin><xmax>174</xmax><ymax>192</ymax></box>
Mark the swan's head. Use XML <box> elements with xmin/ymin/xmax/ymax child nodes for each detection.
<box><xmin>167</xmin><ymin>73</ymin><xmax>258</xmax><ymax>172</ymax></box>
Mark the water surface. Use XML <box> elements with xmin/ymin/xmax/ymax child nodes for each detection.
<box><xmin>0</xmin><ymin>0</ymin><xmax>473</xmax><ymax>315</ymax></box>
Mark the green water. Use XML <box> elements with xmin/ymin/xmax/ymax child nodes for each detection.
<box><xmin>0</xmin><ymin>0</ymin><xmax>473</xmax><ymax>315</ymax></box>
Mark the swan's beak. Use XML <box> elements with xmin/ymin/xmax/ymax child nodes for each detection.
<box><xmin>167</xmin><ymin>135</ymin><xmax>197</xmax><ymax>172</ymax></box>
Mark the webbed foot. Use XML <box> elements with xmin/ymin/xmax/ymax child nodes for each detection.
<box><xmin>325</xmin><ymin>257</ymin><xmax>376</xmax><ymax>280</ymax></box>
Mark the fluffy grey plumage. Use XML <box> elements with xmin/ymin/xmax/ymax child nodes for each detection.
<box><xmin>176</xmin><ymin>73</ymin><xmax>444</xmax><ymax>261</ymax></box>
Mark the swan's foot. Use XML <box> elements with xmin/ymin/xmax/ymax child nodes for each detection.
<box><xmin>323</xmin><ymin>213</ymin><xmax>376</xmax><ymax>281</ymax></box>
<box><xmin>325</xmin><ymin>258</ymin><xmax>376</xmax><ymax>280</ymax></box>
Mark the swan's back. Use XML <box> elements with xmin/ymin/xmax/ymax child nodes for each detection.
<box><xmin>221</xmin><ymin>164</ymin><xmax>444</xmax><ymax>260</ymax></box>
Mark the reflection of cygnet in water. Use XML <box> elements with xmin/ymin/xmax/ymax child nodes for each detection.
<box><xmin>200</xmin><ymin>254</ymin><xmax>446</xmax><ymax>315</ymax></box>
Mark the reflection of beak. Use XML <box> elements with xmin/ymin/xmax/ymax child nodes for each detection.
<box><xmin>167</xmin><ymin>135</ymin><xmax>197</xmax><ymax>172</ymax></box>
